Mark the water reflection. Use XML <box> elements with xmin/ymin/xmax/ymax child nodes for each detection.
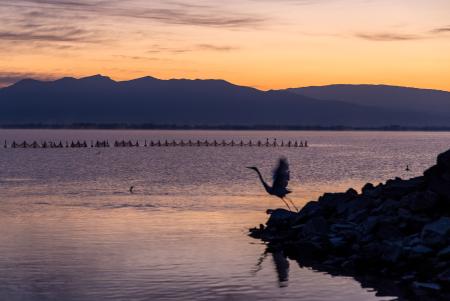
<box><xmin>260</xmin><ymin>245</ymin><xmax>448</xmax><ymax>301</ymax></box>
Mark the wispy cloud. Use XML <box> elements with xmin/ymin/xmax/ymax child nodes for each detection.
<box><xmin>430</xmin><ymin>26</ymin><xmax>450</xmax><ymax>34</ymax></box>
<box><xmin>355</xmin><ymin>32</ymin><xmax>421</xmax><ymax>41</ymax></box>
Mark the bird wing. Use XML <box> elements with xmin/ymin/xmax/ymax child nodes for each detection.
<box><xmin>272</xmin><ymin>157</ymin><xmax>290</xmax><ymax>192</ymax></box>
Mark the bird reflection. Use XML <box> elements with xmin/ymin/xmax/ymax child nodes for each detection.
<box><xmin>253</xmin><ymin>248</ymin><xmax>290</xmax><ymax>287</ymax></box>
<box><xmin>272</xmin><ymin>250</ymin><xmax>290</xmax><ymax>287</ymax></box>
<box><xmin>247</xmin><ymin>157</ymin><xmax>298</xmax><ymax>212</ymax></box>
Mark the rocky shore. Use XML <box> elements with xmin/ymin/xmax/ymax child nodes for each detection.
<box><xmin>250</xmin><ymin>149</ymin><xmax>450</xmax><ymax>298</ymax></box>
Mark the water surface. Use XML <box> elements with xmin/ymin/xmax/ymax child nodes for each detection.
<box><xmin>1</xmin><ymin>130</ymin><xmax>450</xmax><ymax>301</ymax></box>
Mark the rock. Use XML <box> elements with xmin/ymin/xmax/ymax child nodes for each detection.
<box><xmin>437</xmin><ymin>269</ymin><xmax>450</xmax><ymax>284</ymax></box>
<box><xmin>401</xmin><ymin>191</ymin><xmax>439</xmax><ymax>212</ymax></box>
<box><xmin>372</xmin><ymin>199</ymin><xmax>400</xmax><ymax>215</ymax></box>
<box><xmin>381</xmin><ymin>242</ymin><xmax>403</xmax><ymax>263</ymax></box>
<box><xmin>421</xmin><ymin>217</ymin><xmax>450</xmax><ymax>247</ymax></box>
<box><xmin>437</xmin><ymin>149</ymin><xmax>450</xmax><ymax>170</ymax></box>
<box><xmin>412</xmin><ymin>282</ymin><xmax>441</xmax><ymax>291</ymax></box>
<box><xmin>438</xmin><ymin>246</ymin><xmax>450</xmax><ymax>259</ymax></box>
<box><xmin>407</xmin><ymin>245</ymin><xmax>434</xmax><ymax>258</ymax></box>
<box><xmin>427</xmin><ymin>174</ymin><xmax>450</xmax><ymax>199</ymax></box>
<box><xmin>302</xmin><ymin>216</ymin><xmax>328</xmax><ymax>237</ymax></box>
<box><xmin>266</xmin><ymin>209</ymin><xmax>297</xmax><ymax>228</ymax></box>
<box><xmin>375</xmin><ymin>216</ymin><xmax>403</xmax><ymax>241</ymax></box>
<box><xmin>294</xmin><ymin>201</ymin><xmax>322</xmax><ymax>224</ymax></box>
<box><xmin>359</xmin><ymin>216</ymin><xmax>379</xmax><ymax>235</ymax></box>
<box><xmin>318</xmin><ymin>192</ymin><xmax>355</xmax><ymax>214</ymax></box>
<box><xmin>347</xmin><ymin>209</ymin><xmax>368</xmax><ymax>223</ymax></box>
<box><xmin>362</xmin><ymin>183</ymin><xmax>375</xmax><ymax>195</ymax></box>
<box><xmin>329</xmin><ymin>236</ymin><xmax>347</xmax><ymax>249</ymax></box>
<box><xmin>381</xmin><ymin>177</ymin><xmax>424</xmax><ymax>199</ymax></box>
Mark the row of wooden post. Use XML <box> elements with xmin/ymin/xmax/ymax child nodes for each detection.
<box><xmin>3</xmin><ymin>139</ymin><xmax>309</xmax><ymax>149</ymax></box>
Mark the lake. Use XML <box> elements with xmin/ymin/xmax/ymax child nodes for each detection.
<box><xmin>1</xmin><ymin>130</ymin><xmax>450</xmax><ymax>301</ymax></box>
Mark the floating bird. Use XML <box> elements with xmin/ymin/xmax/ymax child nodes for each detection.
<box><xmin>247</xmin><ymin>158</ymin><xmax>298</xmax><ymax>212</ymax></box>
<box><xmin>129</xmin><ymin>186</ymin><xmax>135</xmax><ymax>193</ymax></box>
<box><xmin>406</xmin><ymin>165</ymin><xmax>410</xmax><ymax>172</ymax></box>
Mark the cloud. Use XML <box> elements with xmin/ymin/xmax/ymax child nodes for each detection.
<box><xmin>1</xmin><ymin>0</ymin><xmax>265</xmax><ymax>29</ymax></box>
<box><xmin>145</xmin><ymin>43</ymin><xmax>238</xmax><ymax>54</ymax></box>
<box><xmin>431</xmin><ymin>26</ymin><xmax>450</xmax><ymax>34</ymax></box>
<box><xmin>196</xmin><ymin>44</ymin><xmax>238</xmax><ymax>51</ymax></box>
<box><xmin>354</xmin><ymin>32</ymin><xmax>422</xmax><ymax>41</ymax></box>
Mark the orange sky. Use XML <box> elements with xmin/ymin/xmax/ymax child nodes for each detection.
<box><xmin>0</xmin><ymin>0</ymin><xmax>449</xmax><ymax>90</ymax></box>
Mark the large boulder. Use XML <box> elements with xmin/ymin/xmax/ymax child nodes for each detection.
<box><xmin>421</xmin><ymin>217</ymin><xmax>450</xmax><ymax>247</ymax></box>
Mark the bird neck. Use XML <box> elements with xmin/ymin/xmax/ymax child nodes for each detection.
<box><xmin>254</xmin><ymin>168</ymin><xmax>271</xmax><ymax>192</ymax></box>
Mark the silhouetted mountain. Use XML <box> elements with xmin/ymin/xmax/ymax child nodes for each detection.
<box><xmin>286</xmin><ymin>84</ymin><xmax>450</xmax><ymax>116</ymax></box>
<box><xmin>1</xmin><ymin>76</ymin><xmax>449</xmax><ymax>126</ymax></box>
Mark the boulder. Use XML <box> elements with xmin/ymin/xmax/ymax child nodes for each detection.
<box><xmin>437</xmin><ymin>246</ymin><xmax>450</xmax><ymax>259</ymax></box>
<box><xmin>412</xmin><ymin>282</ymin><xmax>441</xmax><ymax>291</ymax></box>
<box><xmin>438</xmin><ymin>269</ymin><xmax>450</xmax><ymax>285</ymax></box>
<box><xmin>302</xmin><ymin>216</ymin><xmax>328</xmax><ymax>237</ymax></box>
<box><xmin>421</xmin><ymin>217</ymin><xmax>450</xmax><ymax>247</ymax></box>
<box><xmin>437</xmin><ymin>149</ymin><xmax>450</xmax><ymax>170</ymax></box>
<box><xmin>266</xmin><ymin>209</ymin><xmax>297</xmax><ymax>228</ymax></box>
<box><xmin>401</xmin><ymin>191</ymin><xmax>439</xmax><ymax>212</ymax></box>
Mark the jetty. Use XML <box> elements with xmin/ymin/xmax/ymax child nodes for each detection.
<box><xmin>2</xmin><ymin>139</ymin><xmax>309</xmax><ymax>149</ymax></box>
<box><xmin>250</xmin><ymin>148</ymin><xmax>450</xmax><ymax>298</ymax></box>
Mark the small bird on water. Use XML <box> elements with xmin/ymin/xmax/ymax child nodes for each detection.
<box><xmin>247</xmin><ymin>157</ymin><xmax>298</xmax><ymax>212</ymax></box>
<box><xmin>129</xmin><ymin>186</ymin><xmax>135</xmax><ymax>193</ymax></box>
<box><xmin>406</xmin><ymin>165</ymin><xmax>410</xmax><ymax>172</ymax></box>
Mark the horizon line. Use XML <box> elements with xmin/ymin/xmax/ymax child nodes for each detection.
<box><xmin>2</xmin><ymin>74</ymin><xmax>450</xmax><ymax>93</ymax></box>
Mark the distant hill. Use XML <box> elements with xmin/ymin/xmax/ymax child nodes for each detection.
<box><xmin>285</xmin><ymin>84</ymin><xmax>450</xmax><ymax>116</ymax></box>
<box><xmin>1</xmin><ymin>76</ymin><xmax>449</xmax><ymax>127</ymax></box>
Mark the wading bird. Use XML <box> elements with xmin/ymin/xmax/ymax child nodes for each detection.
<box><xmin>247</xmin><ymin>158</ymin><xmax>298</xmax><ymax>212</ymax></box>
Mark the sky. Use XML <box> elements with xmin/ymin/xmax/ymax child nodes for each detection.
<box><xmin>0</xmin><ymin>0</ymin><xmax>449</xmax><ymax>90</ymax></box>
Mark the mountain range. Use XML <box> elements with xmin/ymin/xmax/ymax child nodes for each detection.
<box><xmin>1</xmin><ymin>75</ymin><xmax>449</xmax><ymax>127</ymax></box>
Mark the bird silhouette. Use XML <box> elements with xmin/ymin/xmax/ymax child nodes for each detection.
<box><xmin>129</xmin><ymin>186</ymin><xmax>135</xmax><ymax>193</ymax></box>
<box><xmin>247</xmin><ymin>158</ymin><xmax>298</xmax><ymax>212</ymax></box>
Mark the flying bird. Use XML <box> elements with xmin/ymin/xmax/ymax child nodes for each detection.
<box><xmin>247</xmin><ymin>158</ymin><xmax>298</xmax><ymax>212</ymax></box>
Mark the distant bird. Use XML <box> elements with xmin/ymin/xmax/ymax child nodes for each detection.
<box><xmin>247</xmin><ymin>158</ymin><xmax>298</xmax><ymax>212</ymax></box>
<box><xmin>129</xmin><ymin>186</ymin><xmax>135</xmax><ymax>193</ymax></box>
<box><xmin>406</xmin><ymin>165</ymin><xmax>410</xmax><ymax>172</ymax></box>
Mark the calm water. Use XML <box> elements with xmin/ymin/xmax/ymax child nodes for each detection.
<box><xmin>1</xmin><ymin>130</ymin><xmax>450</xmax><ymax>301</ymax></box>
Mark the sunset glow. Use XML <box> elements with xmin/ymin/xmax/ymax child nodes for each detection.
<box><xmin>1</xmin><ymin>0</ymin><xmax>449</xmax><ymax>90</ymax></box>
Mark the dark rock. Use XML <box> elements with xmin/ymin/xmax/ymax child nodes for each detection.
<box><xmin>375</xmin><ymin>216</ymin><xmax>403</xmax><ymax>241</ymax></box>
<box><xmin>381</xmin><ymin>177</ymin><xmax>424</xmax><ymax>199</ymax></box>
<box><xmin>437</xmin><ymin>246</ymin><xmax>450</xmax><ymax>259</ymax></box>
<box><xmin>362</xmin><ymin>183</ymin><xmax>375</xmax><ymax>195</ymax></box>
<box><xmin>421</xmin><ymin>217</ymin><xmax>450</xmax><ymax>247</ymax></box>
<box><xmin>381</xmin><ymin>242</ymin><xmax>403</xmax><ymax>263</ymax></box>
<box><xmin>437</xmin><ymin>269</ymin><xmax>450</xmax><ymax>285</ymax></box>
<box><xmin>427</xmin><ymin>174</ymin><xmax>450</xmax><ymax>199</ymax></box>
<box><xmin>437</xmin><ymin>149</ymin><xmax>450</xmax><ymax>170</ymax></box>
<box><xmin>266</xmin><ymin>209</ymin><xmax>297</xmax><ymax>228</ymax></box>
<box><xmin>294</xmin><ymin>201</ymin><xmax>322</xmax><ymax>224</ymax></box>
<box><xmin>412</xmin><ymin>282</ymin><xmax>441</xmax><ymax>291</ymax></box>
<box><xmin>302</xmin><ymin>216</ymin><xmax>328</xmax><ymax>237</ymax></box>
<box><xmin>406</xmin><ymin>245</ymin><xmax>434</xmax><ymax>259</ymax></box>
<box><xmin>401</xmin><ymin>191</ymin><xmax>439</xmax><ymax>212</ymax></box>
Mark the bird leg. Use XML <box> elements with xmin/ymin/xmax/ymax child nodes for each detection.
<box><xmin>285</xmin><ymin>197</ymin><xmax>299</xmax><ymax>212</ymax></box>
<box><xmin>281</xmin><ymin>198</ymin><xmax>292</xmax><ymax>211</ymax></box>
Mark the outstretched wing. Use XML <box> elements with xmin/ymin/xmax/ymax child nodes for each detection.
<box><xmin>272</xmin><ymin>157</ymin><xmax>290</xmax><ymax>192</ymax></box>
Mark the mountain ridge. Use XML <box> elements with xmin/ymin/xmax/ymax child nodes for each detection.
<box><xmin>1</xmin><ymin>75</ymin><xmax>450</xmax><ymax>127</ymax></box>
